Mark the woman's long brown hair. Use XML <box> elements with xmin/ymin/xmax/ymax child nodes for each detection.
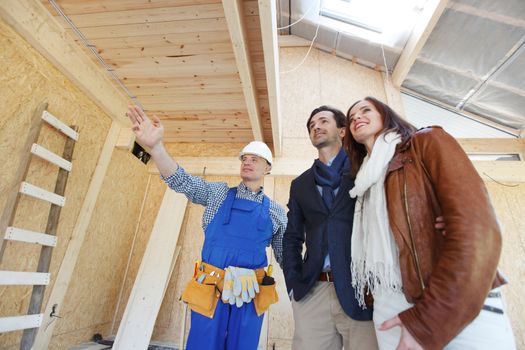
<box><xmin>344</xmin><ymin>96</ymin><xmax>417</xmax><ymax>178</ymax></box>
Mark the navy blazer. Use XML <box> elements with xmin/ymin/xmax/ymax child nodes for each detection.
<box><xmin>282</xmin><ymin>165</ymin><xmax>373</xmax><ymax>321</ymax></box>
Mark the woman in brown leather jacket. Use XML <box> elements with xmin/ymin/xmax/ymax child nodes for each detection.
<box><xmin>344</xmin><ymin>96</ymin><xmax>515</xmax><ymax>350</ymax></box>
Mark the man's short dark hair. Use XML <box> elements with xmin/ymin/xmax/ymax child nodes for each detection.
<box><xmin>306</xmin><ymin>105</ymin><xmax>347</xmax><ymax>132</ymax></box>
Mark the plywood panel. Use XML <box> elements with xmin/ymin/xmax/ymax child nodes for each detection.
<box><xmin>485</xmin><ymin>182</ymin><xmax>525</xmax><ymax>349</ymax></box>
<box><xmin>266</xmin><ymin>176</ymin><xmax>295</xmax><ymax>348</ymax></box>
<box><xmin>46</xmin><ymin>150</ymin><xmax>149</xmax><ymax>348</ymax></box>
<box><xmin>280</xmin><ymin>47</ymin><xmax>387</xmax><ymax>156</ymax></box>
<box><xmin>109</xmin><ymin>176</ymin><xmax>165</xmax><ymax>335</ymax></box>
<box><xmin>0</xmin><ymin>17</ymin><xmax>110</xmax><ymax>348</ymax></box>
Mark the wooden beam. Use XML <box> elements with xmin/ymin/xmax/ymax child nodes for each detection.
<box><xmin>32</xmin><ymin>122</ymin><xmax>121</xmax><ymax>350</ymax></box>
<box><xmin>113</xmin><ymin>189</ymin><xmax>188</xmax><ymax>350</ymax></box>
<box><xmin>382</xmin><ymin>72</ymin><xmax>406</xmax><ymax>117</ymax></box>
<box><xmin>259</xmin><ymin>0</ymin><xmax>283</xmax><ymax>156</ymax></box>
<box><xmin>0</xmin><ymin>0</ymin><xmax>129</xmax><ymax>124</ymax></box>
<box><xmin>458</xmin><ymin>138</ymin><xmax>525</xmax><ymax>159</ymax></box>
<box><xmin>222</xmin><ymin>0</ymin><xmax>264</xmax><ymax>141</ymax></box>
<box><xmin>392</xmin><ymin>0</ymin><xmax>449</xmax><ymax>87</ymax></box>
<box><xmin>148</xmin><ymin>156</ymin><xmax>525</xmax><ymax>182</ymax></box>
<box><xmin>115</xmin><ymin>127</ymin><xmax>135</xmax><ymax>150</ymax></box>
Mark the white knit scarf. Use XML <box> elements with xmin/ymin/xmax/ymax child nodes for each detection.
<box><xmin>349</xmin><ymin>132</ymin><xmax>403</xmax><ymax>308</ymax></box>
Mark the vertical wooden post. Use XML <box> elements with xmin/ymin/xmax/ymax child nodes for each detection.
<box><xmin>113</xmin><ymin>188</ymin><xmax>188</xmax><ymax>350</ymax></box>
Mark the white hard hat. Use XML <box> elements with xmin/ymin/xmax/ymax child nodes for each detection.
<box><xmin>239</xmin><ymin>141</ymin><xmax>273</xmax><ymax>165</ymax></box>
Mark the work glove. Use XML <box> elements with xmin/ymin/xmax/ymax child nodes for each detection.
<box><xmin>233</xmin><ymin>267</ymin><xmax>259</xmax><ymax>304</ymax></box>
<box><xmin>221</xmin><ymin>267</ymin><xmax>236</xmax><ymax>305</ymax></box>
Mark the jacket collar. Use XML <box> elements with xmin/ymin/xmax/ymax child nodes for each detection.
<box><xmin>387</xmin><ymin>136</ymin><xmax>413</xmax><ymax>174</ymax></box>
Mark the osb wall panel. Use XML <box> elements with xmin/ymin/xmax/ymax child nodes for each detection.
<box><xmin>0</xmin><ymin>17</ymin><xmax>113</xmax><ymax>348</ymax></box>
<box><xmin>486</xmin><ymin>182</ymin><xmax>525</xmax><ymax>348</ymax></box>
<box><xmin>265</xmin><ymin>176</ymin><xmax>294</xmax><ymax>349</ymax></box>
<box><xmin>279</xmin><ymin>47</ymin><xmax>386</xmax><ymax>159</ymax></box>
<box><xmin>109</xmin><ymin>174</ymin><xmax>165</xmax><ymax>333</ymax></box>
<box><xmin>47</xmin><ymin>150</ymin><xmax>149</xmax><ymax>350</ymax></box>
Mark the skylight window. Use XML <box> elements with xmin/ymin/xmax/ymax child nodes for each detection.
<box><xmin>320</xmin><ymin>0</ymin><xmax>384</xmax><ymax>33</ymax></box>
<box><xmin>319</xmin><ymin>0</ymin><xmax>428</xmax><ymax>48</ymax></box>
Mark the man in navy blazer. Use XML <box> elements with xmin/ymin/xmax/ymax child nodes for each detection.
<box><xmin>283</xmin><ymin>106</ymin><xmax>378</xmax><ymax>350</ymax></box>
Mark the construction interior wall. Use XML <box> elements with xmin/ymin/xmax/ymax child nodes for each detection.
<box><xmin>0</xmin><ymin>18</ymin><xmax>149</xmax><ymax>349</ymax></box>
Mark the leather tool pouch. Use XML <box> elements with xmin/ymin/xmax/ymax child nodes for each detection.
<box><xmin>254</xmin><ymin>275</ymin><xmax>279</xmax><ymax>316</ymax></box>
<box><xmin>181</xmin><ymin>269</ymin><xmax>222</xmax><ymax>318</ymax></box>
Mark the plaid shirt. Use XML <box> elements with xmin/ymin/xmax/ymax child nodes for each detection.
<box><xmin>163</xmin><ymin>166</ymin><xmax>287</xmax><ymax>267</ymax></box>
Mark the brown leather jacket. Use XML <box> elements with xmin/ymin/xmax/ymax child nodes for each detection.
<box><xmin>385</xmin><ymin>126</ymin><xmax>505</xmax><ymax>350</ymax></box>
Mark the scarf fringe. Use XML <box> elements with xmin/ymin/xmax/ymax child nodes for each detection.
<box><xmin>351</xmin><ymin>259</ymin><xmax>403</xmax><ymax>309</ymax></box>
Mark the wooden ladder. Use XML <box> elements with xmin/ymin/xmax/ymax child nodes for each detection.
<box><xmin>0</xmin><ymin>103</ymin><xmax>79</xmax><ymax>350</ymax></box>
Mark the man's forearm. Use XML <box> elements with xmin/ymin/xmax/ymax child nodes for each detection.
<box><xmin>149</xmin><ymin>142</ymin><xmax>178</xmax><ymax>177</ymax></box>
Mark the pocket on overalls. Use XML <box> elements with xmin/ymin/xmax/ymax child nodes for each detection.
<box><xmin>181</xmin><ymin>277</ymin><xmax>220</xmax><ymax>318</ymax></box>
<box><xmin>254</xmin><ymin>283</ymin><xmax>279</xmax><ymax>316</ymax></box>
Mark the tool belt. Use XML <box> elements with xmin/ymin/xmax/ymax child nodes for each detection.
<box><xmin>181</xmin><ymin>262</ymin><xmax>278</xmax><ymax>318</ymax></box>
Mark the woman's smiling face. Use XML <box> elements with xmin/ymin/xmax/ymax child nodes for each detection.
<box><xmin>348</xmin><ymin>99</ymin><xmax>385</xmax><ymax>151</ymax></box>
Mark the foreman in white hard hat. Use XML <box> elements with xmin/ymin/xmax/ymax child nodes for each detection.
<box><xmin>239</xmin><ymin>141</ymin><xmax>273</xmax><ymax>185</ymax></box>
<box><xmin>127</xmin><ymin>105</ymin><xmax>287</xmax><ymax>349</ymax></box>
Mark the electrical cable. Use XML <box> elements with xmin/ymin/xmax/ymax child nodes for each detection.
<box><xmin>280</xmin><ymin>0</ymin><xmax>322</xmax><ymax>75</ymax></box>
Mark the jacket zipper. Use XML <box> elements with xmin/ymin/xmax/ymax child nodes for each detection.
<box><xmin>403</xmin><ymin>168</ymin><xmax>426</xmax><ymax>292</ymax></box>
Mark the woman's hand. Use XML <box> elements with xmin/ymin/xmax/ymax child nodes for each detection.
<box><xmin>126</xmin><ymin>105</ymin><xmax>164</xmax><ymax>153</ymax></box>
<box><xmin>380</xmin><ymin>316</ymin><xmax>423</xmax><ymax>350</ymax></box>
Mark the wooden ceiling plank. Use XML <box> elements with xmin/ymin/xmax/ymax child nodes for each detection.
<box><xmin>76</xmin><ymin>17</ymin><xmax>228</xmax><ymax>39</ymax></box>
<box><xmin>61</xmin><ymin>3</ymin><xmax>225</xmax><ymax>28</ymax></box>
<box><xmin>392</xmin><ymin>0</ymin><xmax>449</xmax><ymax>87</ymax></box>
<box><xmin>0</xmin><ymin>0</ymin><xmax>129</xmax><ymax>124</ymax></box>
<box><xmin>254</xmin><ymin>1</ymin><xmax>281</xmax><ymax>153</ymax></box>
<box><xmin>104</xmin><ymin>52</ymin><xmax>236</xmax><ymax>67</ymax></box>
<box><xmin>98</xmin><ymin>42</ymin><xmax>234</xmax><ymax>60</ymax></box>
<box><xmin>139</xmin><ymin>93</ymin><xmax>246</xmax><ymax>105</ymax></box>
<box><xmin>222</xmin><ymin>0</ymin><xmax>263</xmax><ymax>141</ymax></box>
<box><xmin>145</xmin><ymin>109</ymin><xmax>247</xmax><ymax>115</ymax></box>
<box><xmin>143</xmin><ymin>101</ymin><xmax>247</xmax><ymax>110</ymax></box>
<box><xmin>41</xmin><ymin>0</ymin><xmax>222</xmax><ymax>15</ymax></box>
<box><xmin>83</xmin><ymin>31</ymin><xmax>233</xmax><ymax>49</ymax></box>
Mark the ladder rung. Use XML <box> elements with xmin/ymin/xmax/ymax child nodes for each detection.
<box><xmin>31</xmin><ymin>143</ymin><xmax>72</xmax><ymax>171</ymax></box>
<box><xmin>19</xmin><ymin>182</ymin><xmax>66</xmax><ymax>207</ymax></box>
<box><xmin>0</xmin><ymin>314</ymin><xmax>43</xmax><ymax>333</ymax></box>
<box><xmin>0</xmin><ymin>271</ymin><xmax>50</xmax><ymax>285</ymax></box>
<box><xmin>5</xmin><ymin>227</ymin><xmax>57</xmax><ymax>247</ymax></box>
<box><xmin>42</xmin><ymin>111</ymin><xmax>79</xmax><ymax>141</ymax></box>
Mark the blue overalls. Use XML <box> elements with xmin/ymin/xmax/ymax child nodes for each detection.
<box><xmin>186</xmin><ymin>188</ymin><xmax>273</xmax><ymax>350</ymax></box>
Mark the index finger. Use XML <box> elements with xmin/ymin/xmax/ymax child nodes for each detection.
<box><xmin>127</xmin><ymin>105</ymin><xmax>139</xmax><ymax>124</ymax></box>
